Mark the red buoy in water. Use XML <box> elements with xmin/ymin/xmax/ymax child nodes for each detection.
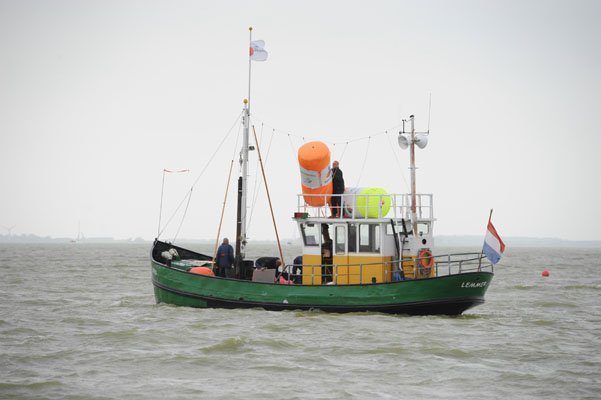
<box><xmin>541</xmin><ymin>269</ymin><xmax>550</xmax><ymax>277</ymax></box>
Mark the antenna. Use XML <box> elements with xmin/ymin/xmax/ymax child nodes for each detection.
<box><xmin>427</xmin><ymin>93</ymin><xmax>432</xmax><ymax>133</ymax></box>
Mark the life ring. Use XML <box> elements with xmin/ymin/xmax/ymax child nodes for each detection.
<box><xmin>418</xmin><ymin>249</ymin><xmax>434</xmax><ymax>275</ymax></box>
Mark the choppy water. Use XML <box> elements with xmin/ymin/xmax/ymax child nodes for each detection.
<box><xmin>1</xmin><ymin>243</ymin><xmax>600</xmax><ymax>399</ymax></box>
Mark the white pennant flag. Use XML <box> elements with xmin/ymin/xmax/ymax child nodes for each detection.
<box><xmin>249</xmin><ymin>40</ymin><xmax>268</xmax><ymax>61</ymax></box>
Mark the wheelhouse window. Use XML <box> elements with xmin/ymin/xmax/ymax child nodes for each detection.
<box><xmin>359</xmin><ymin>224</ymin><xmax>381</xmax><ymax>253</ymax></box>
<box><xmin>335</xmin><ymin>226</ymin><xmax>346</xmax><ymax>255</ymax></box>
<box><xmin>348</xmin><ymin>223</ymin><xmax>357</xmax><ymax>253</ymax></box>
<box><xmin>301</xmin><ymin>223</ymin><xmax>319</xmax><ymax>246</ymax></box>
<box><xmin>387</xmin><ymin>221</ymin><xmax>411</xmax><ymax>236</ymax></box>
<box><xmin>417</xmin><ymin>222</ymin><xmax>430</xmax><ymax>236</ymax></box>
<box><xmin>386</xmin><ymin>224</ymin><xmax>394</xmax><ymax>235</ymax></box>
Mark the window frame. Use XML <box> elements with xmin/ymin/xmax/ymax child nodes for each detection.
<box><xmin>300</xmin><ymin>223</ymin><xmax>320</xmax><ymax>247</ymax></box>
<box><xmin>335</xmin><ymin>225</ymin><xmax>347</xmax><ymax>255</ymax></box>
<box><xmin>358</xmin><ymin>223</ymin><xmax>381</xmax><ymax>254</ymax></box>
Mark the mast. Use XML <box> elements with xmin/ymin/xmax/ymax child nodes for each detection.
<box><xmin>238</xmin><ymin>99</ymin><xmax>250</xmax><ymax>257</ymax></box>
<box><xmin>409</xmin><ymin>115</ymin><xmax>418</xmax><ymax>234</ymax></box>
<box><xmin>235</xmin><ymin>27</ymin><xmax>253</xmax><ymax>264</ymax></box>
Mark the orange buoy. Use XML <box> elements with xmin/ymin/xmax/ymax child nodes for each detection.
<box><xmin>189</xmin><ymin>266</ymin><xmax>215</xmax><ymax>276</ymax></box>
<box><xmin>298</xmin><ymin>141</ymin><xmax>333</xmax><ymax>206</ymax></box>
<box><xmin>541</xmin><ymin>269</ymin><xmax>550</xmax><ymax>277</ymax></box>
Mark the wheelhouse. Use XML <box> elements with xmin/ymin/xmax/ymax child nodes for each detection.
<box><xmin>295</xmin><ymin>192</ymin><xmax>436</xmax><ymax>285</ymax></box>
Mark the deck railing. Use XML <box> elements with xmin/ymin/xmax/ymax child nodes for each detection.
<box><xmin>296</xmin><ymin>193</ymin><xmax>433</xmax><ymax>220</ymax></box>
<box><xmin>279</xmin><ymin>252</ymin><xmax>493</xmax><ymax>285</ymax></box>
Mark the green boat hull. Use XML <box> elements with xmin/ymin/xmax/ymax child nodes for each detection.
<box><xmin>151</xmin><ymin>255</ymin><xmax>493</xmax><ymax>315</ymax></box>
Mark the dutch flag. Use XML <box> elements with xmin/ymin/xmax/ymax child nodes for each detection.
<box><xmin>483</xmin><ymin>218</ymin><xmax>505</xmax><ymax>265</ymax></box>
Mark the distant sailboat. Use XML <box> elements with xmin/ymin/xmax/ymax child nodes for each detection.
<box><xmin>71</xmin><ymin>222</ymin><xmax>83</xmax><ymax>243</ymax></box>
<box><xmin>1</xmin><ymin>225</ymin><xmax>15</xmax><ymax>240</ymax></box>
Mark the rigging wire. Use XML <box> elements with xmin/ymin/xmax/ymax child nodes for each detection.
<box><xmin>190</xmin><ymin>110</ymin><xmax>244</xmax><ymax>188</ymax></box>
<box><xmin>211</xmin><ymin>124</ymin><xmax>243</xmax><ymax>259</ymax></box>
<box><xmin>172</xmin><ymin>187</ymin><xmax>193</xmax><ymax>243</ymax></box>
<box><xmin>212</xmin><ymin>159</ymin><xmax>235</xmax><ymax>262</ymax></box>
<box><xmin>247</xmin><ymin>127</ymin><xmax>276</xmax><ymax>233</ymax></box>
<box><xmin>157</xmin><ymin>170</ymin><xmax>167</xmax><ymax>238</ymax></box>
<box><xmin>248</xmin><ymin>123</ymin><xmax>265</xmax><ymax>224</ymax></box>
<box><xmin>158</xmin><ymin>185</ymin><xmax>192</xmax><ymax>238</ymax></box>
<box><xmin>157</xmin><ymin>110</ymin><xmax>243</xmax><ymax>238</ymax></box>
<box><xmin>286</xmin><ymin>133</ymin><xmax>297</xmax><ymax>159</ymax></box>
<box><xmin>251</xmin><ymin>125</ymin><xmax>285</xmax><ymax>265</ymax></box>
<box><xmin>354</xmin><ymin>136</ymin><xmax>371</xmax><ymax>187</ymax></box>
<box><xmin>336</xmin><ymin>142</ymin><xmax>349</xmax><ymax>163</ymax></box>
<box><xmin>174</xmin><ymin>117</ymin><xmax>243</xmax><ymax>243</ymax></box>
<box><xmin>231</xmin><ymin>121</ymin><xmax>243</xmax><ymax>161</ymax></box>
<box><xmin>427</xmin><ymin>93</ymin><xmax>432</xmax><ymax>133</ymax></box>
<box><xmin>385</xmin><ymin>130</ymin><xmax>410</xmax><ymax>191</ymax></box>
<box><xmin>158</xmin><ymin>110</ymin><xmax>414</xmax><ymax>240</ymax></box>
<box><xmin>157</xmin><ymin>169</ymin><xmax>189</xmax><ymax>238</ymax></box>
<box><xmin>250</xmin><ymin>115</ymin><xmax>398</xmax><ymax>146</ymax></box>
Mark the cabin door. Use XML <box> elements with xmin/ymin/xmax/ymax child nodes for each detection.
<box><xmin>333</xmin><ymin>224</ymin><xmax>350</xmax><ymax>284</ymax></box>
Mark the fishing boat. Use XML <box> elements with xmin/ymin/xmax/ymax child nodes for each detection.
<box><xmin>150</xmin><ymin>29</ymin><xmax>494</xmax><ymax>315</ymax></box>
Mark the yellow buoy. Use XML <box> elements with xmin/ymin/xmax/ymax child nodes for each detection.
<box><xmin>344</xmin><ymin>187</ymin><xmax>391</xmax><ymax>218</ymax></box>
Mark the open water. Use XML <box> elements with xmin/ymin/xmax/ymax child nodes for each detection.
<box><xmin>0</xmin><ymin>243</ymin><xmax>600</xmax><ymax>399</ymax></box>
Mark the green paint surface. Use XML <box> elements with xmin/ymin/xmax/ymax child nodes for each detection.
<box><xmin>152</xmin><ymin>260</ymin><xmax>493</xmax><ymax>311</ymax></box>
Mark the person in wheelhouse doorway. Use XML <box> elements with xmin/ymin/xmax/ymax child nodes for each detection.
<box><xmin>331</xmin><ymin>160</ymin><xmax>344</xmax><ymax>218</ymax></box>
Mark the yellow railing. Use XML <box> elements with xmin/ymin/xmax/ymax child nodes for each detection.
<box><xmin>280</xmin><ymin>252</ymin><xmax>492</xmax><ymax>285</ymax></box>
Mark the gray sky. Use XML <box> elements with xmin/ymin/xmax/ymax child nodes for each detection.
<box><xmin>1</xmin><ymin>0</ymin><xmax>600</xmax><ymax>242</ymax></box>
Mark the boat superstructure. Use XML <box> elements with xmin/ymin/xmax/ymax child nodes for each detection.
<box><xmin>294</xmin><ymin>192</ymin><xmax>437</xmax><ymax>286</ymax></box>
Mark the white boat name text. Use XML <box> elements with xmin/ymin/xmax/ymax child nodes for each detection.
<box><xmin>461</xmin><ymin>281</ymin><xmax>488</xmax><ymax>288</ymax></box>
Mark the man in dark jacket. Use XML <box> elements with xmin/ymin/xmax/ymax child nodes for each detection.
<box><xmin>215</xmin><ymin>238</ymin><xmax>235</xmax><ymax>278</ymax></box>
<box><xmin>331</xmin><ymin>160</ymin><xmax>345</xmax><ymax>217</ymax></box>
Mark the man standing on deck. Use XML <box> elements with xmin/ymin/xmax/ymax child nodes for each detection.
<box><xmin>216</xmin><ymin>238</ymin><xmax>235</xmax><ymax>278</ymax></box>
<box><xmin>331</xmin><ymin>160</ymin><xmax>345</xmax><ymax>218</ymax></box>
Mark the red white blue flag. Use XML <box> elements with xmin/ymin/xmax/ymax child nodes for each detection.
<box><xmin>483</xmin><ymin>220</ymin><xmax>505</xmax><ymax>265</ymax></box>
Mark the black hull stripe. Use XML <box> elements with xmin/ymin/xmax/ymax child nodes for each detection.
<box><xmin>152</xmin><ymin>280</ymin><xmax>484</xmax><ymax>315</ymax></box>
